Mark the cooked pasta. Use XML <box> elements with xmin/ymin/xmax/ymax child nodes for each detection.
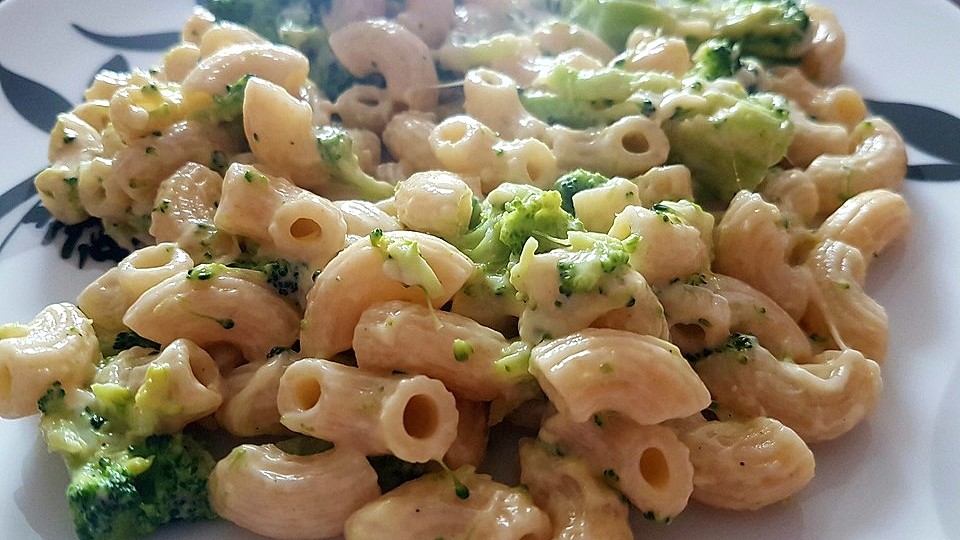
<box><xmin>6</xmin><ymin>1</ymin><xmax>916</xmax><ymax>538</ymax></box>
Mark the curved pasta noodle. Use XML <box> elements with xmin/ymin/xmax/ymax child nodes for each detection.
<box><xmin>608</xmin><ymin>201</ymin><xmax>713</xmax><ymax>286</ymax></box>
<box><xmin>216</xmin><ymin>350</ymin><xmax>297</xmax><ymax>437</ymax></box>
<box><xmin>150</xmin><ymin>162</ymin><xmax>241</xmax><ymax>263</ymax></box>
<box><xmin>817</xmin><ymin>189</ymin><xmax>911</xmax><ymax>261</ymax></box>
<box><xmin>77</xmin><ymin>243</ymin><xmax>194</xmax><ymax>351</ymax></box>
<box><xmin>694</xmin><ymin>345</ymin><xmax>883</xmax><ymax>442</ymax></box>
<box><xmin>215</xmin><ymin>163</ymin><xmax>348</xmax><ymax>269</ymax></box>
<box><xmin>462</xmin><ymin>68</ymin><xmax>548</xmax><ymax>142</ymax></box>
<box><xmin>802</xmin><ymin>239</ymin><xmax>889</xmax><ymax>361</ymax></box>
<box><xmin>396</xmin><ymin>0</ymin><xmax>456</xmax><ymax>48</ymax></box>
<box><xmin>182</xmin><ymin>42</ymin><xmax>309</xmax><ymax>97</ymax></box>
<box><xmin>95</xmin><ymin>338</ymin><xmax>223</xmax><ymax>433</ymax></box>
<box><xmin>0</xmin><ymin>303</ymin><xmax>99</xmax><ymax>419</ymax></box>
<box><xmin>801</xmin><ymin>5</ymin><xmax>847</xmax><ymax>84</ymax></box>
<box><xmin>806</xmin><ymin>118</ymin><xmax>907</xmax><ymax>214</ymax></box>
<box><xmin>123</xmin><ymin>266</ymin><xmax>301</xmax><ymax>364</ymax></box>
<box><xmin>430</xmin><ymin>115</ymin><xmax>559</xmax><ymax>192</ymax></box>
<box><xmin>277</xmin><ymin>358</ymin><xmax>459</xmax><ymax>463</ymax></box>
<box><xmin>209</xmin><ymin>443</ymin><xmax>381</xmax><ymax>540</ymax></box>
<box><xmin>539</xmin><ymin>412</ymin><xmax>694</xmax><ymax>521</ymax></box>
<box><xmin>300</xmin><ymin>230</ymin><xmax>474</xmax><ymax>359</ymax></box>
<box><xmin>353</xmin><ymin>300</ymin><xmax>523</xmax><ymax>401</ymax></box>
<box><xmin>518</xmin><ymin>438</ymin><xmax>632</xmax><ymax>540</ymax></box>
<box><xmin>714</xmin><ymin>190</ymin><xmax>813</xmax><ymax>321</ymax></box>
<box><xmin>393</xmin><ymin>171</ymin><xmax>475</xmax><ymax>240</ymax></box>
<box><xmin>667</xmin><ymin>411</ymin><xmax>815</xmax><ymax>511</ymax></box>
<box><xmin>343</xmin><ymin>466</ymin><xmax>552</xmax><ymax>540</ymax></box>
<box><xmin>328</xmin><ymin>19</ymin><xmax>439</xmax><ymax>112</ymax></box>
<box><xmin>529</xmin><ymin>328</ymin><xmax>710</xmax><ymax>425</ymax></box>
<box><xmin>656</xmin><ymin>279</ymin><xmax>732</xmax><ymax>355</ymax></box>
<box><xmin>549</xmin><ymin>115</ymin><xmax>670</xmax><ymax>178</ymax></box>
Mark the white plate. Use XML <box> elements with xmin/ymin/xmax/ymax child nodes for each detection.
<box><xmin>1</xmin><ymin>1</ymin><xmax>959</xmax><ymax>539</ymax></box>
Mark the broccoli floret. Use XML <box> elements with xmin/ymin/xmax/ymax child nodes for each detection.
<box><xmin>315</xmin><ymin>125</ymin><xmax>395</xmax><ymax>201</ymax></box>
<box><xmin>553</xmin><ymin>169</ymin><xmax>611</xmax><ymax>215</ymax></box>
<box><xmin>37</xmin><ymin>379</ymin><xmax>218</xmax><ymax>540</ymax></box>
<box><xmin>202</xmin><ymin>0</ymin><xmax>291</xmax><ymax>41</ymax></box>
<box><xmin>369</xmin><ymin>228</ymin><xmax>444</xmax><ymax>298</ymax></box>
<box><xmin>366</xmin><ymin>455</ymin><xmax>428</xmax><ymax>493</ymax></box>
<box><xmin>112</xmin><ymin>331</ymin><xmax>161</xmax><ymax>353</ymax></box>
<box><xmin>556</xmin><ymin>232</ymin><xmax>640</xmax><ymax>296</ymax></box>
<box><xmin>519</xmin><ymin>65</ymin><xmax>657</xmax><ymax>129</ymax></box>
<box><xmin>455</xmin><ymin>184</ymin><xmax>583</xmax><ymax>274</ymax></box>
<box><xmin>566</xmin><ymin>0</ymin><xmax>810</xmax><ymax>64</ymax></box>
<box><xmin>663</xmin><ymin>90</ymin><xmax>794</xmax><ymax>202</ymax></box>
<box><xmin>690</xmin><ymin>38</ymin><xmax>742</xmax><ymax>81</ymax></box>
<box><xmin>66</xmin><ymin>434</ymin><xmax>217</xmax><ymax>540</ymax></box>
<box><xmin>210</xmin><ymin>74</ymin><xmax>251</xmax><ymax>123</ymax></box>
<box><xmin>229</xmin><ymin>258</ymin><xmax>303</xmax><ymax>297</ymax></box>
<box><xmin>717</xmin><ymin>0</ymin><xmax>810</xmax><ymax>62</ymax></box>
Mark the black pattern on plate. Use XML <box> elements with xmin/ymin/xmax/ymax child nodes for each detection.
<box><xmin>0</xmin><ymin>62</ymin><xmax>72</xmax><ymax>132</ymax></box>
<box><xmin>70</xmin><ymin>23</ymin><xmax>181</xmax><ymax>51</ymax></box>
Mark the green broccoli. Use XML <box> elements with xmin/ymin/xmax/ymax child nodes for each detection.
<box><xmin>566</xmin><ymin>0</ymin><xmax>811</xmax><ymax>64</ymax></box>
<box><xmin>66</xmin><ymin>435</ymin><xmax>217</xmax><ymax>540</ymax></box>
<box><xmin>553</xmin><ymin>169</ymin><xmax>611</xmax><ymax>215</ymax></box>
<box><xmin>366</xmin><ymin>454</ymin><xmax>428</xmax><ymax>493</ymax></box>
<box><xmin>37</xmin><ymin>383</ymin><xmax>218</xmax><ymax>540</ymax></box>
<box><xmin>112</xmin><ymin>331</ymin><xmax>161</xmax><ymax>353</ymax></box>
<box><xmin>316</xmin><ymin>125</ymin><xmax>395</xmax><ymax>201</ymax></box>
<box><xmin>455</xmin><ymin>184</ymin><xmax>584</xmax><ymax>275</ymax></box>
<box><xmin>690</xmin><ymin>38</ymin><xmax>742</xmax><ymax>81</ymax></box>
<box><xmin>519</xmin><ymin>65</ymin><xmax>658</xmax><ymax>129</ymax></box>
<box><xmin>556</xmin><ymin>232</ymin><xmax>640</xmax><ymax>296</ymax></box>
<box><xmin>369</xmin><ymin>228</ymin><xmax>444</xmax><ymax>298</ymax></box>
<box><xmin>210</xmin><ymin>74</ymin><xmax>251</xmax><ymax>123</ymax></box>
<box><xmin>229</xmin><ymin>258</ymin><xmax>304</xmax><ymax>297</ymax></box>
<box><xmin>663</xmin><ymin>90</ymin><xmax>793</xmax><ymax>202</ymax></box>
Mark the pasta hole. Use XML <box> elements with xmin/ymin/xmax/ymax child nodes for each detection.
<box><xmin>129</xmin><ymin>245</ymin><xmax>176</xmax><ymax>269</ymax></box>
<box><xmin>639</xmin><ymin>447</ymin><xmax>670</xmax><ymax>490</ymax></box>
<box><xmin>670</xmin><ymin>323</ymin><xmax>706</xmax><ymax>354</ymax></box>
<box><xmin>292</xmin><ymin>378</ymin><xmax>323</xmax><ymax>411</ymax></box>
<box><xmin>478</xmin><ymin>70</ymin><xmax>505</xmax><ymax>87</ymax></box>
<box><xmin>621</xmin><ymin>131</ymin><xmax>650</xmax><ymax>154</ymax></box>
<box><xmin>289</xmin><ymin>218</ymin><xmax>322</xmax><ymax>240</ymax></box>
<box><xmin>437</xmin><ymin>122</ymin><xmax>468</xmax><ymax>144</ymax></box>
<box><xmin>205</xmin><ymin>341</ymin><xmax>245</xmax><ymax>373</ymax></box>
<box><xmin>525</xmin><ymin>160</ymin><xmax>543</xmax><ymax>182</ymax></box>
<box><xmin>402</xmin><ymin>394</ymin><xmax>438</xmax><ymax>440</ymax></box>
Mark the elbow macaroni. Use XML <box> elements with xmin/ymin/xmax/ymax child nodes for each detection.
<box><xmin>10</xmin><ymin>2</ymin><xmax>918</xmax><ymax>536</ymax></box>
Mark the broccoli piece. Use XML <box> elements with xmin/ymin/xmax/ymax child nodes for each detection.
<box><xmin>37</xmin><ymin>380</ymin><xmax>218</xmax><ymax>540</ymax></box>
<box><xmin>553</xmin><ymin>169</ymin><xmax>611</xmax><ymax>215</ymax></box>
<box><xmin>112</xmin><ymin>331</ymin><xmax>161</xmax><ymax>353</ymax></box>
<box><xmin>716</xmin><ymin>0</ymin><xmax>810</xmax><ymax>62</ymax></box>
<box><xmin>66</xmin><ymin>434</ymin><xmax>217</xmax><ymax>540</ymax></box>
<box><xmin>566</xmin><ymin>0</ymin><xmax>811</xmax><ymax>64</ymax></box>
<box><xmin>519</xmin><ymin>64</ymin><xmax>657</xmax><ymax>129</ymax></box>
<box><xmin>369</xmin><ymin>228</ymin><xmax>444</xmax><ymax>298</ymax></box>
<box><xmin>202</xmin><ymin>0</ymin><xmax>292</xmax><ymax>41</ymax></box>
<box><xmin>663</xmin><ymin>90</ymin><xmax>794</xmax><ymax>202</ymax></box>
<box><xmin>229</xmin><ymin>258</ymin><xmax>303</xmax><ymax>297</ymax></box>
<box><xmin>366</xmin><ymin>455</ymin><xmax>428</xmax><ymax>493</ymax></box>
<box><xmin>556</xmin><ymin>232</ymin><xmax>640</xmax><ymax>296</ymax></box>
<box><xmin>690</xmin><ymin>38</ymin><xmax>742</xmax><ymax>81</ymax></box>
<box><xmin>210</xmin><ymin>74</ymin><xmax>251</xmax><ymax>123</ymax></box>
<box><xmin>316</xmin><ymin>125</ymin><xmax>395</xmax><ymax>201</ymax></box>
<box><xmin>455</xmin><ymin>184</ymin><xmax>584</xmax><ymax>275</ymax></box>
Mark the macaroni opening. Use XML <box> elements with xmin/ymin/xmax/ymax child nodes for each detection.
<box><xmin>670</xmin><ymin>323</ymin><xmax>707</xmax><ymax>353</ymax></box>
<box><xmin>436</xmin><ymin>121</ymin><xmax>468</xmax><ymax>144</ymax></box>
<box><xmin>205</xmin><ymin>341</ymin><xmax>246</xmax><ymax>372</ymax></box>
<box><xmin>291</xmin><ymin>377</ymin><xmax>323</xmax><ymax>412</ymax></box>
<box><xmin>639</xmin><ymin>447</ymin><xmax>670</xmax><ymax>490</ymax></box>
<box><xmin>129</xmin><ymin>244</ymin><xmax>177</xmax><ymax>270</ymax></box>
<box><xmin>621</xmin><ymin>131</ymin><xmax>650</xmax><ymax>154</ymax></box>
<box><xmin>402</xmin><ymin>393</ymin><xmax>438</xmax><ymax>440</ymax></box>
<box><xmin>289</xmin><ymin>217</ymin><xmax>323</xmax><ymax>240</ymax></box>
